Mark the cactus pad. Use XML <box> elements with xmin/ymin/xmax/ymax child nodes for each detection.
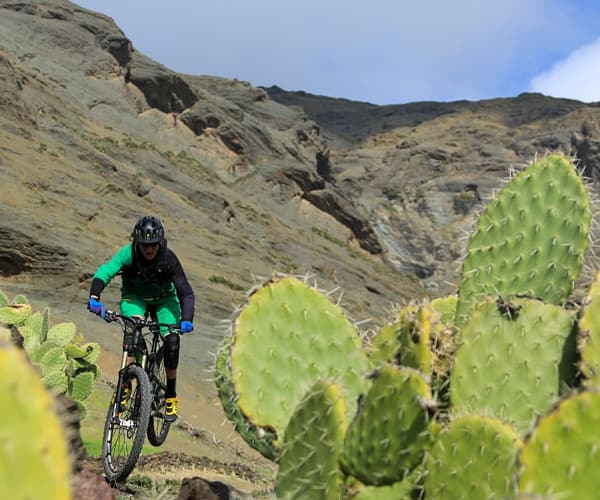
<box><xmin>341</xmin><ymin>364</ymin><xmax>434</xmax><ymax>485</ymax></box>
<box><xmin>0</xmin><ymin>344</ymin><xmax>71</xmax><ymax>498</ymax></box>
<box><xmin>425</xmin><ymin>415</ymin><xmax>521</xmax><ymax>499</ymax></box>
<box><xmin>275</xmin><ymin>380</ymin><xmax>347</xmax><ymax>499</ymax></box>
<box><xmin>450</xmin><ymin>297</ymin><xmax>577</xmax><ymax>434</ymax></box>
<box><xmin>578</xmin><ymin>271</ymin><xmax>600</xmax><ymax>387</ymax></box>
<box><xmin>456</xmin><ymin>153</ymin><xmax>590</xmax><ymax>324</ymax></box>
<box><xmin>70</xmin><ymin>371</ymin><xmax>95</xmax><ymax>401</ymax></box>
<box><xmin>0</xmin><ymin>303</ymin><xmax>32</xmax><ymax>325</ymax></box>
<box><xmin>369</xmin><ymin>303</ymin><xmax>432</xmax><ymax>375</ymax></box>
<box><xmin>353</xmin><ymin>465</ymin><xmax>424</xmax><ymax>500</ymax></box>
<box><xmin>518</xmin><ymin>390</ymin><xmax>600</xmax><ymax>497</ymax></box>
<box><xmin>227</xmin><ymin>276</ymin><xmax>368</xmax><ymax>437</ymax></box>
<box><xmin>214</xmin><ymin>336</ymin><xmax>278</xmax><ymax>460</ymax></box>
<box><xmin>47</xmin><ymin>322</ymin><xmax>77</xmax><ymax>346</ymax></box>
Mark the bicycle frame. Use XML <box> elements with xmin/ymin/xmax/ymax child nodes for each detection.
<box><xmin>108</xmin><ymin>311</ymin><xmax>178</xmax><ymax>409</ymax></box>
<box><xmin>101</xmin><ymin>310</ymin><xmax>180</xmax><ymax>482</ymax></box>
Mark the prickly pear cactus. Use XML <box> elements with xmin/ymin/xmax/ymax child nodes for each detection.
<box><xmin>518</xmin><ymin>390</ymin><xmax>600</xmax><ymax>497</ymax></box>
<box><xmin>275</xmin><ymin>380</ymin><xmax>348</xmax><ymax>499</ymax></box>
<box><xmin>0</xmin><ymin>303</ymin><xmax>32</xmax><ymax>325</ymax></box>
<box><xmin>341</xmin><ymin>365</ymin><xmax>434</xmax><ymax>486</ymax></box>
<box><xmin>578</xmin><ymin>271</ymin><xmax>600</xmax><ymax>387</ymax></box>
<box><xmin>450</xmin><ymin>296</ymin><xmax>577</xmax><ymax>434</ymax></box>
<box><xmin>425</xmin><ymin>415</ymin><xmax>521</xmax><ymax>499</ymax></box>
<box><xmin>369</xmin><ymin>303</ymin><xmax>432</xmax><ymax>376</ymax></box>
<box><xmin>456</xmin><ymin>153</ymin><xmax>591</xmax><ymax>325</ymax></box>
<box><xmin>0</xmin><ymin>343</ymin><xmax>71</xmax><ymax>499</ymax></box>
<box><xmin>0</xmin><ymin>290</ymin><xmax>100</xmax><ymax>419</ymax></box>
<box><xmin>214</xmin><ymin>336</ymin><xmax>278</xmax><ymax>460</ymax></box>
<box><xmin>351</xmin><ymin>468</ymin><xmax>424</xmax><ymax>500</ymax></box>
<box><xmin>217</xmin><ymin>275</ymin><xmax>368</xmax><ymax>458</ymax></box>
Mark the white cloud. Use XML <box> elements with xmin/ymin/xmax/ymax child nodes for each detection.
<box><xmin>74</xmin><ymin>0</ymin><xmax>600</xmax><ymax>104</ymax></box>
<box><xmin>529</xmin><ymin>37</ymin><xmax>600</xmax><ymax>103</ymax></box>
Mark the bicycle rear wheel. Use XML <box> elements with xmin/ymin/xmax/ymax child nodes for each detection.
<box><xmin>102</xmin><ymin>365</ymin><xmax>151</xmax><ymax>483</ymax></box>
<box><xmin>147</xmin><ymin>346</ymin><xmax>171</xmax><ymax>446</ymax></box>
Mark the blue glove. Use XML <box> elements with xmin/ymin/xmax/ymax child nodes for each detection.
<box><xmin>180</xmin><ymin>321</ymin><xmax>193</xmax><ymax>334</ymax></box>
<box><xmin>88</xmin><ymin>297</ymin><xmax>105</xmax><ymax>319</ymax></box>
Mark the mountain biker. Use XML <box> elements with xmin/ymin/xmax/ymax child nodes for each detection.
<box><xmin>87</xmin><ymin>215</ymin><xmax>195</xmax><ymax>422</ymax></box>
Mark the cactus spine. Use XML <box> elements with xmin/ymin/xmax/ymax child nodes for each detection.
<box><xmin>455</xmin><ymin>153</ymin><xmax>590</xmax><ymax>325</ymax></box>
<box><xmin>341</xmin><ymin>365</ymin><xmax>433</xmax><ymax>486</ymax></box>
<box><xmin>275</xmin><ymin>380</ymin><xmax>348</xmax><ymax>499</ymax></box>
<box><xmin>518</xmin><ymin>390</ymin><xmax>600</xmax><ymax>496</ymax></box>
<box><xmin>216</xmin><ymin>275</ymin><xmax>368</xmax><ymax>458</ymax></box>
<box><xmin>0</xmin><ymin>291</ymin><xmax>100</xmax><ymax>418</ymax></box>
<box><xmin>213</xmin><ymin>152</ymin><xmax>600</xmax><ymax>498</ymax></box>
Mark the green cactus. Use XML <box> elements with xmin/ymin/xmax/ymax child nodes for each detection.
<box><xmin>578</xmin><ymin>271</ymin><xmax>600</xmax><ymax>387</ymax></box>
<box><xmin>24</xmin><ymin>310</ymin><xmax>43</xmax><ymax>335</ymax></box>
<box><xmin>429</xmin><ymin>295</ymin><xmax>458</xmax><ymax>400</ymax></box>
<box><xmin>369</xmin><ymin>303</ymin><xmax>433</xmax><ymax>376</ymax></box>
<box><xmin>0</xmin><ymin>303</ymin><xmax>32</xmax><ymax>325</ymax></box>
<box><xmin>217</xmin><ymin>275</ymin><xmax>368</xmax><ymax>458</ymax></box>
<box><xmin>0</xmin><ymin>289</ymin><xmax>8</xmax><ymax>307</ymax></box>
<box><xmin>275</xmin><ymin>380</ymin><xmax>348</xmax><ymax>499</ymax></box>
<box><xmin>425</xmin><ymin>415</ymin><xmax>521</xmax><ymax>499</ymax></box>
<box><xmin>351</xmin><ymin>465</ymin><xmax>423</xmax><ymax>500</ymax></box>
<box><xmin>455</xmin><ymin>153</ymin><xmax>591</xmax><ymax>325</ymax></box>
<box><xmin>368</xmin><ymin>322</ymin><xmax>402</xmax><ymax>369</ymax></box>
<box><xmin>214</xmin><ymin>335</ymin><xmax>279</xmax><ymax>460</ymax></box>
<box><xmin>0</xmin><ymin>343</ymin><xmax>71</xmax><ymax>499</ymax></box>
<box><xmin>450</xmin><ymin>296</ymin><xmax>577</xmax><ymax>434</ymax></box>
<box><xmin>12</xmin><ymin>293</ymin><xmax>28</xmax><ymax>304</ymax></box>
<box><xmin>341</xmin><ymin>364</ymin><xmax>434</xmax><ymax>486</ymax></box>
<box><xmin>41</xmin><ymin>306</ymin><xmax>49</xmax><ymax>343</ymax></box>
<box><xmin>430</xmin><ymin>295</ymin><xmax>457</xmax><ymax>327</ymax></box>
<box><xmin>47</xmin><ymin>322</ymin><xmax>77</xmax><ymax>346</ymax></box>
<box><xmin>69</xmin><ymin>371</ymin><xmax>95</xmax><ymax>401</ymax></box>
<box><xmin>41</xmin><ymin>346</ymin><xmax>68</xmax><ymax>376</ymax></box>
<box><xmin>64</xmin><ymin>341</ymin><xmax>100</xmax><ymax>363</ymax></box>
<box><xmin>64</xmin><ymin>343</ymin><xmax>90</xmax><ymax>359</ymax></box>
<box><xmin>0</xmin><ymin>290</ymin><xmax>100</xmax><ymax>419</ymax></box>
<box><xmin>42</xmin><ymin>370</ymin><xmax>69</xmax><ymax>393</ymax></box>
<box><xmin>518</xmin><ymin>389</ymin><xmax>600</xmax><ymax>497</ymax></box>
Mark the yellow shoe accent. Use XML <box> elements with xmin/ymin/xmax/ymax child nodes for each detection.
<box><xmin>165</xmin><ymin>397</ymin><xmax>178</xmax><ymax>422</ymax></box>
<box><xmin>120</xmin><ymin>386</ymin><xmax>131</xmax><ymax>407</ymax></box>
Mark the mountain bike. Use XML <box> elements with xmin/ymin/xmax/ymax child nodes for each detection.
<box><xmin>100</xmin><ymin>310</ymin><xmax>180</xmax><ymax>483</ymax></box>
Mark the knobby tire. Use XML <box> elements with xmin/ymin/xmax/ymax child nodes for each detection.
<box><xmin>147</xmin><ymin>346</ymin><xmax>171</xmax><ymax>446</ymax></box>
<box><xmin>102</xmin><ymin>364</ymin><xmax>151</xmax><ymax>483</ymax></box>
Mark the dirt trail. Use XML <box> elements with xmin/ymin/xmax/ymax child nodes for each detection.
<box><xmin>80</xmin><ymin>345</ymin><xmax>277</xmax><ymax>496</ymax></box>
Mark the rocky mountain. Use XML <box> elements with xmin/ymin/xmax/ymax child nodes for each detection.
<box><xmin>2</xmin><ymin>0</ymin><xmax>600</xmax><ymax>395</ymax></box>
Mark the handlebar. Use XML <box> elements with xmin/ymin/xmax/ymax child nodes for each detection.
<box><xmin>103</xmin><ymin>310</ymin><xmax>180</xmax><ymax>333</ymax></box>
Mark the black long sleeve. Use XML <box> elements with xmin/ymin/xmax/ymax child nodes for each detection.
<box><xmin>167</xmin><ymin>251</ymin><xmax>195</xmax><ymax>322</ymax></box>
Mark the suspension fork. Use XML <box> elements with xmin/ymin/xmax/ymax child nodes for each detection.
<box><xmin>121</xmin><ymin>326</ymin><xmax>148</xmax><ymax>370</ymax></box>
<box><xmin>113</xmin><ymin>327</ymin><xmax>147</xmax><ymax>415</ymax></box>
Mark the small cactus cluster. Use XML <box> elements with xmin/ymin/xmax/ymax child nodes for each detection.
<box><xmin>0</xmin><ymin>290</ymin><xmax>100</xmax><ymax>418</ymax></box>
<box><xmin>216</xmin><ymin>152</ymin><xmax>600</xmax><ymax>498</ymax></box>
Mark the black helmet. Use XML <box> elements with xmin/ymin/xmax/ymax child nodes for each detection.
<box><xmin>132</xmin><ymin>216</ymin><xmax>164</xmax><ymax>244</ymax></box>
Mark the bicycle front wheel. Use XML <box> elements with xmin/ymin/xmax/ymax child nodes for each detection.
<box><xmin>147</xmin><ymin>346</ymin><xmax>171</xmax><ymax>446</ymax></box>
<box><xmin>102</xmin><ymin>364</ymin><xmax>151</xmax><ymax>483</ymax></box>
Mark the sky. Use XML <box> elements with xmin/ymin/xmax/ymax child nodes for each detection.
<box><xmin>75</xmin><ymin>0</ymin><xmax>600</xmax><ymax>105</ymax></box>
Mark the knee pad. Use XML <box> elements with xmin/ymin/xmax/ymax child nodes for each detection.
<box><xmin>163</xmin><ymin>333</ymin><xmax>180</xmax><ymax>369</ymax></box>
